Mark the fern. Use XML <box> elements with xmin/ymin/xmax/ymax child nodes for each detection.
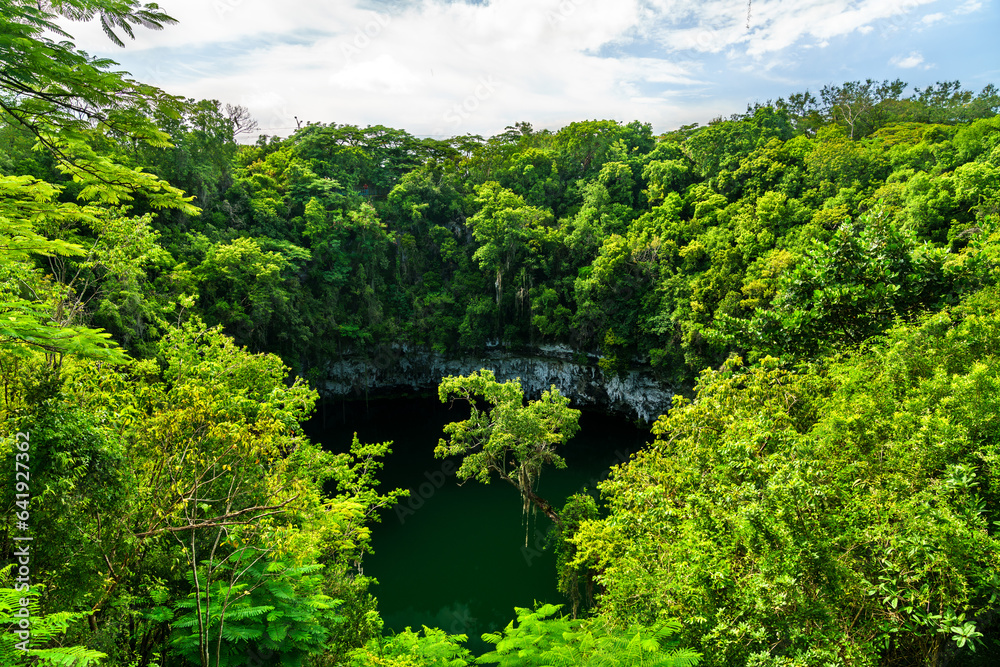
<box><xmin>477</xmin><ymin>604</ymin><xmax>701</xmax><ymax>666</ymax></box>
<box><xmin>347</xmin><ymin>626</ymin><xmax>472</xmax><ymax>666</ymax></box>
<box><xmin>170</xmin><ymin>555</ymin><xmax>337</xmax><ymax>666</ymax></box>
<box><xmin>21</xmin><ymin>644</ymin><xmax>109</xmax><ymax>667</ymax></box>
<box><xmin>219</xmin><ymin>604</ymin><xmax>274</xmax><ymax>622</ymax></box>
<box><xmin>0</xmin><ymin>567</ymin><xmax>107</xmax><ymax>667</ymax></box>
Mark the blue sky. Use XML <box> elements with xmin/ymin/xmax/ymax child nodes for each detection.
<box><xmin>65</xmin><ymin>0</ymin><xmax>999</xmax><ymax>140</ymax></box>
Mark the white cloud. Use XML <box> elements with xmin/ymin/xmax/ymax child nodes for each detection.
<box><xmin>890</xmin><ymin>51</ymin><xmax>925</xmax><ymax>68</ymax></box>
<box><xmin>955</xmin><ymin>1</ymin><xmax>983</xmax><ymax>14</ymax></box>
<box><xmin>328</xmin><ymin>55</ymin><xmax>423</xmax><ymax>94</ymax></box>
<box><xmin>636</xmin><ymin>0</ymin><xmax>944</xmax><ymax>58</ymax></box>
<box><xmin>920</xmin><ymin>11</ymin><xmax>947</xmax><ymax>24</ymax></box>
<box><xmin>56</xmin><ymin>0</ymin><xmax>987</xmax><ymax>138</ymax></box>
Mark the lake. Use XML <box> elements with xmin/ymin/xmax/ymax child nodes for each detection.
<box><xmin>305</xmin><ymin>393</ymin><xmax>652</xmax><ymax>651</ymax></box>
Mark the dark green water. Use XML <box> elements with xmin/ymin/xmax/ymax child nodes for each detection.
<box><xmin>305</xmin><ymin>395</ymin><xmax>650</xmax><ymax>650</ymax></box>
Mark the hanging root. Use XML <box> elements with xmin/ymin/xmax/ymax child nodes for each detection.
<box><xmin>522</xmin><ymin>490</ymin><xmax>530</xmax><ymax>547</ymax></box>
<box><xmin>519</xmin><ymin>465</ymin><xmax>536</xmax><ymax>547</ymax></box>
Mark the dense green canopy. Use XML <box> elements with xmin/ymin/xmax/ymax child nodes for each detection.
<box><xmin>2</xmin><ymin>1</ymin><xmax>1000</xmax><ymax>664</ymax></box>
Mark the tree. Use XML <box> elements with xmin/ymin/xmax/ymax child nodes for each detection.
<box><xmin>805</xmin><ymin>127</ymin><xmax>889</xmax><ymax>191</ymax></box>
<box><xmin>163</xmin><ymin>556</ymin><xmax>337</xmax><ymax>667</ymax></box>
<box><xmin>0</xmin><ymin>0</ymin><xmax>195</xmax><ymax>364</ymax></box>
<box><xmin>225</xmin><ymin>103</ymin><xmax>259</xmax><ymax>137</ymax></box>
<box><xmin>479</xmin><ymin>604</ymin><xmax>701</xmax><ymax>667</ymax></box>
<box><xmin>820</xmin><ymin>79</ymin><xmax>906</xmax><ymax>139</ymax></box>
<box><xmin>0</xmin><ymin>567</ymin><xmax>107</xmax><ymax>666</ymax></box>
<box><xmin>435</xmin><ymin>370</ymin><xmax>580</xmax><ymax>530</ymax></box>
<box><xmin>42</xmin><ymin>0</ymin><xmax>177</xmax><ymax>48</ymax></box>
<box><xmin>48</xmin><ymin>322</ymin><xmax>405</xmax><ymax>665</ymax></box>
<box><xmin>0</xmin><ymin>175</ymin><xmax>128</xmax><ymax>363</ymax></box>
<box><xmin>683</xmin><ymin>107</ymin><xmax>793</xmax><ymax>177</ymax></box>
<box><xmin>347</xmin><ymin>625</ymin><xmax>472</xmax><ymax>667</ymax></box>
<box><xmin>572</xmin><ymin>230</ymin><xmax>659</xmax><ymax>368</ymax></box>
<box><xmin>468</xmin><ymin>182</ymin><xmax>551</xmax><ymax>305</ymax></box>
<box><xmin>902</xmin><ymin>81</ymin><xmax>1000</xmax><ymax>124</ymax></box>
<box><xmin>572</xmin><ymin>289</ymin><xmax>1000</xmax><ymax>666</ymax></box>
<box><xmin>0</xmin><ymin>1</ymin><xmax>191</xmax><ymax>196</ymax></box>
<box><xmin>776</xmin><ymin>90</ymin><xmax>824</xmax><ymax>136</ymax></box>
<box><xmin>192</xmin><ymin>236</ymin><xmax>300</xmax><ymax>350</ymax></box>
<box><xmin>723</xmin><ymin>208</ymin><xmax>954</xmax><ymax>360</ymax></box>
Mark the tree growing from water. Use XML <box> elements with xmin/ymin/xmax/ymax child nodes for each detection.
<box><xmin>435</xmin><ymin>370</ymin><xmax>580</xmax><ymax>531</ymax></box>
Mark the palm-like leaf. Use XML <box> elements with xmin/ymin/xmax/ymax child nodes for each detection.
<box><xmin>38</xmin><ymin>0</ymin><xmax>178</xmax><ymax>47</ymax></box>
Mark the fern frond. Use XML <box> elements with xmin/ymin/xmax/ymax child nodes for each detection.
<box><xmin>221</xmin><ymin>604</ymin><xmax>274</xmax><ymax>622</ymax></box>
<box><xmin>663</xmin><ymin>647</ymin><xmax>703</xmax><ymax>667</ymax></box>
<box><xmin>220</xmin><ymin>624</ymin><xmax>263</xmax><ymax>641</ymax></box>
<box><xmin>26</xmin><ymin>644</ymin><xmax>108</xmax><ymax>667</ymax></box>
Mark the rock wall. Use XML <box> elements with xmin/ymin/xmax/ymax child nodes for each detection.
<box><xmin>321</xmin><ymin>345</ymin><xmax>673</xmax><ymax>422</ymax></box>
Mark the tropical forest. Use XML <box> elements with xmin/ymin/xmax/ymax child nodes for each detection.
<box><xmin>1</xmin><ymin>1</ymin><xmax>999</xmax><ymax>666</ymax></box>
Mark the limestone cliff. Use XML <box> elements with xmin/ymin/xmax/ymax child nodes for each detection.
<box><xmin>322</xmin><ymin>345</ymin><xmax>673</xmax><ymax>422</ymax></box>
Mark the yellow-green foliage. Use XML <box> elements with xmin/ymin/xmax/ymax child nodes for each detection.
<box><xmin>573</xmin><ymin>288</ymin><xmax>1000</xmax><ymax>666</ymax></box>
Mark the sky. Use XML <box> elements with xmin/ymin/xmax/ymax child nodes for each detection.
<box><xmin>63</xmin><ymin>0</ymin><xmax>999</xmax><ymax>141</ymax></box>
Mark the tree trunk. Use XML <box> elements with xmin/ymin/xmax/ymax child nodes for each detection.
<box><xmin>522</xmin><ymin>485</ymin><xmax>563</xmax><ymax>530</ymax></box>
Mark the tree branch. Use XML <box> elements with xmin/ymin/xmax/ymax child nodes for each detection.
<box><xmin>133</xmin><ymin>496</ymin><xmax>299</xmax><ymax>538</ymax></box>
